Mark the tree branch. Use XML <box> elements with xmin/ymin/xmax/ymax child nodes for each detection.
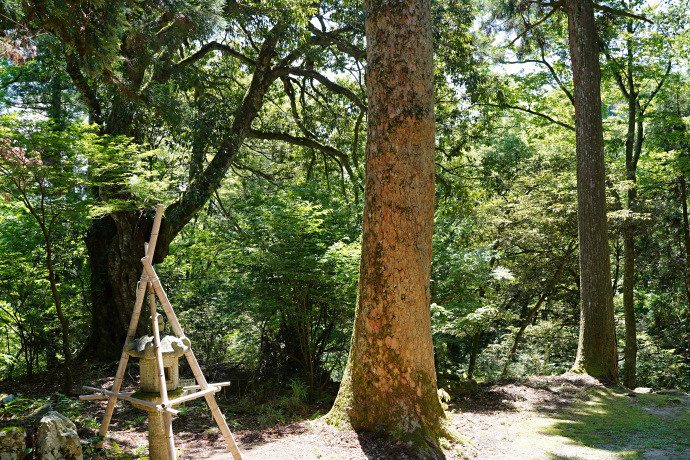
<box><xmin>172</xmin><ymin>41</ymin><xmax>256</xmax><ymax>70</ymax></box>
<box><xmin>539</xmin><ymin>46</ymin><xmax>574</xmax><ymax>105</ymax></box>
<box><xmin>307</xmin><ymin>23</ymin><xmax>365</xmax><ymax>61</ymax></box>
<box><xmin>592</xmin><ymin>3</ymin><xmax>653</xmax><ymax>24</ymax></box>
<box><xmin>64</xmin><ymin>54</ymin><xmax>102</xmax><ymax>126</ymax></box>
<box><xmin>248</xmin><ymin>128</ymin><xmax>350</xmax><ymax>164</ymax></box>
<box><xmin>165</xmin><ymin>26</ymin><xmax>282</xmax><ymax>236</ymax></box>
<box><xmin>640</xmin><ymin>60</ymin><xmax>672</xmax><ymax>115</ymax></box>
<box><xmin>481</xmin><ymin>102</ymin><xmax>574</xmax><ymax>131</ymax></box>
<box><xmin>0</xmin><ymin>69</ymin><xmax>23</xmax><ymax>90</ymax></box>
<box><xmin>509</xmin><ymin>6</ymin><xmax>562</xmax><ymax>46</ymax></box>
<box><xmin>282</xmin><ymin>77</ymin><xmax>319</xmax><ymax>139</ymax></box>
<box><xmin>282</xmin><ymin>67</ymin><xmax>366</xmax><ymax>111</ymax></box>
<box><xmin>248</xmin><ymin>128</ymin><xmax>362</xmax><ymax>192</ymax></box>
<box><xmin>603</xmin><ymin>49</ymin><xmax>631</xmax><ymax>101</ymax></box>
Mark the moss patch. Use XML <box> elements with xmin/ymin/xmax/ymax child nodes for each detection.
<box><xmin>538</xmin><ymin>386</ymin><xmax>690</xmax><ymax>453</ymax></box>
<box><xmin>130</xmin><ymin>387</ymin><xmax>185</xmax><ymax>403</ymax></box>
<box><xmin>0</xmin><ymin>426</ymin><xmax>25</xmax><ymax>434</ymax></box>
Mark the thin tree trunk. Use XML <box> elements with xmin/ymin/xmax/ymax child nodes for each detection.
<box><xmin>567</xmin><ymin>0</ymin><xmax>618</xmax><ymax>382</ymax></box>
<box><xmin>325</xmin><ymin>1</ymin><xmax>451</xmax><ymax>456</ymax></box>
<box><xmin>45</xmin><ymin>230</ymin><xmax>73</xmax><ymax>394</ymax></box>
<box><xmin>622</xmin><ymin>230</ymin><xmax>636</xmax><ymax>388</ymax></box>
<box><xmin>503</xmin><ymin>242</ymin><xmax>576</xmax><ymax>377</ymax></box>
<box><xmin>680</xmin><ymin>176</ymin><xmax>690</xmax><ymax>308</ymax></box>
<box><xmin>622</xmin><ymin>37</ymin><xmax>639</xmax><ymax>389</ymax></box>
<box><xmin>467</xmin><ymin>331</ymin><xmax>481</xmax><ymax>380</ymax></box>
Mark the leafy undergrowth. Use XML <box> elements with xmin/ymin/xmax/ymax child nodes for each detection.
<box><xmin>1</xmin><ymin>368</ymin><xmax>689</xmax><ymax>459</ymax></box>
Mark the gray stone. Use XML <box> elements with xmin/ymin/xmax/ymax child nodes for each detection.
<box><xmin>0</xmin><ymin>395</ymin><xmax>16</xmax><ymax>404</ymax></box>
<box><xmin>37</xmin><ymin>411</ymin><xmax>83</xmax><ymax>460</ymax></box>
<box><xmin>0</xmin><ymin>426</ymin><xmax>26</xmax><ymax>460</ymax></box>
<box><xmin>28</xmin><ymin>404</ymin><xmax>52</xmax><ymax>422</ymax></box>
<box><xmin>634</xmin><ymin>387</ymin><xmax>654</xmax><ymax>394</ymax></box>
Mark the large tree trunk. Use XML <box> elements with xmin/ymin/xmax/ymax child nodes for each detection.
<box><xmin>83</xmin><ymin>31</ymin><xmax>281</xmax><ymax>359</ymax></box>
<box><xmin>83</xmin><ymin>212</ymin><xmax>173</xmax><ymax>359</ymax></box>
<box><xmin>325</xmin><ymin>1</ymin><xmax>450</xmax><ymax>457</ymax></box>
<box><xmin>567</xmin><ymin>0</ymin><xmax>618</xmax><ymax>382</ymax></box>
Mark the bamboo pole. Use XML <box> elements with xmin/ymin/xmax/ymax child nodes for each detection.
<box><xmin>150</xmin><ymin>286</ymin><xmax>176</xmax><ymax>460</ymax></box>
<box><xmin>183</xmin><ymin>382</ymin><xmax>231</xmax><ymax>391</ymax></box>
<box><xmin>148</xmin><ymin>204</ymin><xmax>164</xmax><ymax>260</ymax></box>
<box><xmin>82</xmin><ymin>386</ymin><xmax>181</xmax><ymax>415</ymax></box>
<box><xmin>166</xmin><ymin>385</ymin><xmax>221</xmax><ymax>406</ymax></box>
<box><xmin>141</xmin><ymin>257</ymin><xmax>244</xmax><ymax>460</ymax></box>
<box><xmin>79</xmin><ymin>391</ymin><xmax>136</xmax><ymax>402</ymax></box>
<box><xmin>96</xmin><ymin>279</ymin><xmax>145</xmax><ymax>449</ymax></box>
<box><xmin>96</xmin><ymin>204</ymin><xmax>165</xmax><ymax>451</ymax></box>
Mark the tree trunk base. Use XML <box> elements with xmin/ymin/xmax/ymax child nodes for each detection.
<box><xmin>324</xmin><ymin>380</ymin><xmax>465</xmax><ymax>459</ymax></box>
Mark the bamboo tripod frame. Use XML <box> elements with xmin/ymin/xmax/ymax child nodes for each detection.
<box><xmin>81</xmin><ymin>204</ymin><xmax>243</xmax><ymax>460</ymax></box>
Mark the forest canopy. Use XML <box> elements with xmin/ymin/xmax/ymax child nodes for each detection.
<box><xmin>1</xmin><ymin>0</ymin><xmax>689</xmax><ymax>408</ymax></box>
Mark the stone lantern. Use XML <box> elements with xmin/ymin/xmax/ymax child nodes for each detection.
<box><xmin>123</xmin><ymin>320</ymin><xmax>190</xmax><ymax>460</ymax></box>
<box><xmin>81</xmin><ymin>204</ymin><xmax>243</xmax><ymax>460</ymax></box>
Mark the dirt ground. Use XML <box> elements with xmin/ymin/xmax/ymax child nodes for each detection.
<box><xmin>2</xmin><ymin>371</ymin><xmax>689</xmax><ymax>459</ymax></box>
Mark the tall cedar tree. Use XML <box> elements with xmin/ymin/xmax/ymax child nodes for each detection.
<box><xmin>325</xmin><ymin>0</ymin><xmax>452</xmax><ymax>457</ymax></box>
<box><xmin>567</xmin><ymin>0</ymin><xmax>619</xmax><ymax>381</ymax></box>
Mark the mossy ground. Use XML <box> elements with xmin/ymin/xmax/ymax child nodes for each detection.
<box><xmin>449</xmin><ymin>374</ymin><xmax>690</xmax><ymax>459</ymax></box>
<box><xmin>539</xmin><ymin>386</ymin><xmax>690</xmax><ymax>455</ymax></box>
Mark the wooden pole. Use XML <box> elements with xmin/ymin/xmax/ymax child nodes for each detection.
<box><xmin>79</xmin><ymin>391</ymin><xmax>136</xmax><ymax>401</ymax></box>
<box><xmin>148</xmin><ymin>204</ymin><xmax>164</xmax><ymax>260</ymax></box>
<box><xmin>166</xmin><ymin>385</ymin><xmax>221</xmax><ymax>406</ymax></box>
<box><xmin>141</xmin><ymin>256</ymin><xmax>244</xmax><ymax>460</ymax></box>
<box><xmin>96</xmin><ymin>204</ymin><xmax>165</xmax><ymax>451</ymax></box>
<box><xmin>82</xmin><ymin>386</ymin><xmax>180</xmax><ymax>415</ymax></box>
<box><xmin>96</xmin><ymin>280</ymin><xmax>145</xmax><ymax>450</ymax></box>
<box><xmin>182</xmin><ymin>381</ymin><xmax>231</xmax><ymax>391</ymax></box>
<box><xmin>150</xmin><ymin>285</ymin><xmax>176</xmax><ymax>460</ymax></box>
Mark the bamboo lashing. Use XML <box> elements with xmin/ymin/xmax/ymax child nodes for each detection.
<box><xmin>94</xmin><ymin>203</ymin><xmax>165</xmax><ymax>452</ymax></box>
<box><xmin>141</xmin><ymin>256</ymin><xmax>243</xmax><ymax>460</ymax></box>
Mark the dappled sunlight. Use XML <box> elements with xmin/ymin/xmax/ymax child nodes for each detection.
<box><xmin>535</xmin><ymin>385</ymin><xmax>690</xmax><ymax>457</ymax></box>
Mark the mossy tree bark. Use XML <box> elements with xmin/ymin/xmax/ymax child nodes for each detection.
<box><xmin>325</xmin><ymin>0</ymin><xmax>450</xmax><ymax>457</ymax></box>
<box><xmin>567</xmin><ymin>0</ymin><xmax>619</xmax><ymax>382</ymax></box>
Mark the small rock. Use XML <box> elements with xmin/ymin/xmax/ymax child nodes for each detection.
<box><xmin>0</xmin><ymin>426</ymin><xmax>26</xmax><ymax>460</ymax></box>
<box><xmin>29</xmin><ymin>404</ymin><xmax>52</xmax><ymax>422</ymax></box>
<box><xmin>0</xmin><ymin>395</ymin><xmax>16</xmax><ymax>404</ymax></box>
<box><xmin>37</xmin><ymin>411</ymin><xmax>83</xmax><ymax>460</ymax></box>
<box><xmin>633</xmin><ymin>387</ymin><xmax>654</xmax><ymax>394</ymax></box>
